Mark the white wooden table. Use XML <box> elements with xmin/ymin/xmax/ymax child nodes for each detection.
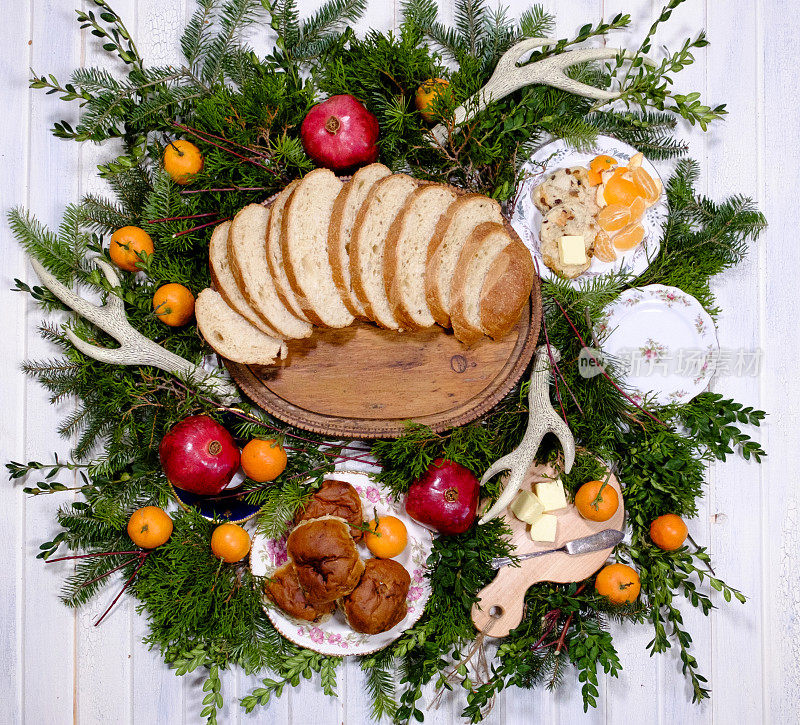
<box><xmin>1</xmin><ymin>1</ymin><xmax>797</xmax><ymax>723</ymax></box>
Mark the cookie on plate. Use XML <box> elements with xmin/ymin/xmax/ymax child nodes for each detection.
<box><xmin>539</xmin><ymin>202</ymin><xmax>599</xmax><ymax>279</ymax></box>
<box><xmin>532</xmin><ymin>166</ymin><xmax>594</xmax><ymax>214</ymax></box>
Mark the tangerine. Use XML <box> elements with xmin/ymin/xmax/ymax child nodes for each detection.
<box><xmin>109</xmin><ymin>226</ymin><xmax>154</xmax><ymax>272</ymax></box>
<box><xmin>587</xmin><ymin>169</ymin><xmax>603</xmax><ymax>186</ymax></box>
<box><xmin>626</xmin><ymin>152</ymin><xmax>644</xmax><ymax>171</ymax></box>
<box><xmin>613</xmin><ymin>223</ymin><xmax>645</xmax><ymax>251</ymax></box>
<box><xmin>598</xmin><ymin>203</ymin><xmax>632</xmax><ymax>232</ymax></box>
<box><xmin>415</xmin><ymin>78</ymin><xmax>450</xmax><ymax>122</ymax></box>
<box><xmin>603</xmin><ymin>168</ymin><xmax>639</xmax><ymax>206</ymax></box>
<box><xmin>595</xmin><ymin>563</ymin><xmax>641</xmax><ymax>604</ymax></box>
<box><xmin>631</xmin><ymin>167</ymin><xmax>661</xmax><ymax>204</ymax></box>
<box><xmin>593</xmin><ymin>229</ymin><xmax>617</xmax><ymax>263</ymax></box>
<box><xmin>127</xmin><ymin>506</ymin><xmax>173</xmax><ymax>549</ymax></box>
<box><xmin>152</xmin><ymin>283</ymin><xmax>195</xmax><ymax>327</ymax></box>
<box><xmin>211</xmin><ymin>523</ymin><xmax>251</xmax><ymax>563</ymax></box>
<box><xmin>365</xmin><ymin>515</ymin><xmax>408</xmax><ymax>558</ymax></box>
<box><xmin>650</xmin><ymin>514</ymin><xmax>688</xmax><ymax>551</ymax></box>
<box><xmin>163</xmin><ymin>139</ymin><xmax>204</xmax><ymax>185</ymax></box>
<box><xmin>628</xmin><ymin>196</ymin><xmax>647</xmax><ymax>224</ymax></box>
<box><xmin>589</xmin><ymin>155</ymin><xmax>617</xmax><ymax>174</ymax></box>
<box><xmin>575</xmin><ymin>479</ymin><xmax>619</xmax><ymax>522</ymax></box>
<box><xmin>241</xmin><ymin>439</ymin><xmax>287</xmax><ymax>482</ymax></box>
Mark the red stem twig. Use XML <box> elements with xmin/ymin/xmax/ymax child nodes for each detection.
<box><xmin>173</xmin><ymin>123</ymin><xmax>280</xmax><ymax>178</ymax></box>
<box><xmin>172</xmin><ymin>217</ymin><xmax>229</xmax><ymax>237</ymax></box>
<box><xmin>94</xmin><ymin>553</ymin><xmax>149</xmax><ymax>626</ymax></box>
<box><xmin>47</xmin><ymin>551</ymin><xmax>143</xmax><ymax>563</ymax></box>
<box><xmin>148</xmin><ymin>211</ymin><xmax>219</xmax><ymax>224</ymax></box>
<box><xmin>180</xmin><ymin>186</ymin><xmax>271</xmax><ymax>195</ymax></box>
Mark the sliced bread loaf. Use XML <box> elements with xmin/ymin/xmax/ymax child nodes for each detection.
<box><xmin>208</xmin><ymin>221</ymin><xmax>281</xmax><ymax>338</ymax></box>
<box><xmin>384</xmin><ymin>184</ymin><xmax>457</xmax><ymax>329</ymax></box>
<box><xmin>450</xmin><ymin>222</ymin><xmax>514</xmax><ymax>345</ymax></box>
<box><xmin>425</xmin><ymin>194</ymin><xmax>504</xmax><ymax>328</ymax></box>
<box><xmin>480</xmin><ymin>237</ymin><xmax>535</xmax><ymax>340</ymax></box>
<box><xmin>228</xmin><ymin>204</ymin><xmax>312</xmax><ymax>339</ymax></box>
<box><xmin>282</xmin><ymin>169</ymin><xmax>353</xmax><ymax>328</ymax></box>
<box><xmin>196</xmin><ymin>288</ymin><xmax>287</xmax><ymax>365</ymax></box>
<box><xmin>266</xmin><ymin>180</ymin><xmax>309</xmax><ymax>322</ymax></box>
<box><xmin>350</xmin><ymin>173</ymin><xmax>418</xmax><ymax>329</ymax></box>
<box><xmin>329</xmin><ymin>163</ymin><xmax>392</xmax><ymax>319</ymax></box>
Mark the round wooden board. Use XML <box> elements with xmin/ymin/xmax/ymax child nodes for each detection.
<box><xmin>472</xmin><ymin>459</ymin><xmax>624</xmax><ymax>638</ymax></box>
<box><xmin>224</xmin><ymin>289</ymin><xmax>541</xmax><ymax>439</ymax></box>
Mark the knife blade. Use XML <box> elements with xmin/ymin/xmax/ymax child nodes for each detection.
<box><xmin>489</xmin><ymin>528</ymin><xmax>624</xmax><ymax>570</ymax></box>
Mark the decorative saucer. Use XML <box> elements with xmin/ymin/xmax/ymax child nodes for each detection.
<box><xmin>594</xmin><ymin>284</ymin><xmax>718</xmax><ymax>406</ymax></box>
<box><xmin>250</xmin><ymin>470</ymin><xmax>433</xmax><ymax>656</ymax></box>
<box><xmin>510</xmin><ymin>135</ymin><xmax>667</xmax><ymax>286</ymax></box>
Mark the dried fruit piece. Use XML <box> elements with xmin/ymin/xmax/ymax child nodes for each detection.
<box><xmin>631</xmin><ymin>167</ymin><xmax>661</xmax><ymax>204</ymax></box>
<box><xmin>598</xmin><ymin>203</ymin><xmax>632</xmax><ymax>232</ymax></box>
<box><xmin>593</xmin><ymin>230</ymin><xmax>617</xmax><ymax>262</ymax></box>
<box><xmin>613</xmin><ymin>223</ymin><xmax>646</xmax><ymax>250</ymax></box>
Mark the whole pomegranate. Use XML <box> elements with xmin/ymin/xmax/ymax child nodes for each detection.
<box><xmin>405</xmin><ymin>459</ymin><xmax>479</xmax><ymax>535</ymax></box>
<box><xmin>159</xmin><ymin>415</ymin><xmax>240</xmax><ymax>495</ymax></box>
<box><xmin>301</xmin><ymin>94</ymin><xmax>379</xmax><ymax>171</ymax></box>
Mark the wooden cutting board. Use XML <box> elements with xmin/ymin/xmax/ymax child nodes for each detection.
<box><xmin>224</xmin><ymin>291</ymin><xmax>541</xmax><ymax>439</ymax></box>
<box><xmin>472</xmin><ymin>460</ymin><xmax>624</xmax><ymax>638</ymax></box>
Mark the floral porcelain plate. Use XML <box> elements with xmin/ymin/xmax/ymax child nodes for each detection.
<box><xmin>510</xmin><ymin>135</ymin><xmax>667</xmax><ymax>286</ymax></box>
<box><xmin>250</xmin><ymin>470</ymin><xmax>433</xmax><ymax>656</ymax></box>
<box><xmin>594</xmin><ymin>284</ymin><xmax>719</xmax><ymax>406</ymax></box>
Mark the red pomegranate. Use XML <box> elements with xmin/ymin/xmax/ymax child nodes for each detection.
<box><xmin>159</xmin><ymin>415</ymin><xmax>240</xmax><ymax>495</ymax></box>
<box><xmin>405</xmin><ymin>459</ymin><xmax>479</xmax><ymax>535</ymax></box>
<box><xmin>301</xmin><ymin>94</ymin><xmax>379</xmax><ymax>171</ymax></box>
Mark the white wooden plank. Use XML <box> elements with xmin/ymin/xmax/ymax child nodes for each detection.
<box><xmin>760</xmin><ymin>0</ymin><xmax>800</xmax><ymax>722</ymax></box>
<box><xmin>0</xmin><ymin>1</ymin><xmax>32</xmax><ymax>723</ymax></box>
<box><xmin>703</xmin><ymin>1</ymin><xmax>765</xmax><ymax>723</ymax></box>
<box><xmin>23</xmin><ymin>1</ymin><xmax>84</xmax><ymax>722</ymax></box>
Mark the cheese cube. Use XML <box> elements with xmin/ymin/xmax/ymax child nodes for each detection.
<box><xmin>510</xmin><ymin>490</ymin><xmax>544</xmax><ymax>524</ymax></box>
<box><xmin>558</xmin><ymin>235</ymin><xmax>587</xmax><ymax>265</ymax></box>
<box><xmin>529</xmin><ymin>514</ymin><xmax>558</xmax><ymax>543</ymax></box>
<box><xmin>535</xmin><ymin>479</ymin><xmax>568</xmax><ymax>512</ymax></box>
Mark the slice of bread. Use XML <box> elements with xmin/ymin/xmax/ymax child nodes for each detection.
<box><xmin>196</xmin><ymin>288</ymin><xmax>287</xmax><ymax>364</ymax></box>
<box><xmin>450</xmin><ymin>222</ymin><xmax>513</xmax><ymax>345</ymax></box>
<box><xmin>228</xmin><ymin>204</ymin><xmax>313</xmax><ymax>339</ymax></box>
<box><xmin>208</xmin><ymin>221</ymin><xmax>281</xmax><ymax>338</ymax></box>
<box><xmin>282</xmin><ymin>169</ymin><xmax>354</xmax><ymax>328</ymax></box>
<box><xmin>384</xmin><ymin>184</ymin><xmax>457</xmax><ymax>329</ymax></box>
<box><xmin>266</xmin><ymin>180</ymin><xmax>309</xmax><ymax>322</ymax></box>
<box><xmin>425</xmin><ymin>194</ymin><xmax>504</xmax><ymax>328</ymax></box>
<box><xmin>329</xmin><ymin>163</ymin><xmax>392</xmax><ymax>319</ymax></box>
<box><xmin>480</xmin><ymin>237</ymin><xmax>535</xmax><ymax>340</ymax></box>
<box><xmin>350</xmin><ymin>173</ymin><xmax>418</xmax><ymax>329</ymax></box>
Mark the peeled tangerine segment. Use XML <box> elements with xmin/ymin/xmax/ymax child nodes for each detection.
<box><xmin>603</xmin><ymin>170</ymin><xmax>640</xmax><ymax>206</ymax></box>
<box><xmin>598</xmin><ymin>203</ymin><xmax>632</xmax><ymax>232</ymax></box>
<box><xmin>613</xmin><ymin>222</ymin><xmax>646</xmax><ymax>250</ymax></box>
<box><xmin>629</xmin><ymin>196</ymin><xmax>647</xmax><ymax>224</ymax></box>
<box><xmin>593</xmin><ymin>229</ymin><xmax>617</xmax><ymax>262</ymax></box>
<box><xmin>632</xmin><ymin>167</ymin><xmax>661</xmax><ymax>204</ymax></box>
<box><xmin>590</xmin><ymin>155</ymin><xmax>617</xmax><ymax>173</ymax></box>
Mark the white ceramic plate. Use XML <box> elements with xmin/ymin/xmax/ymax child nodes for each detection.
<box><xmin>250</xmin><ymin>470</ymin><xmax>433</xmax><ymax>656</ymax></box>
<box><xmin>510</xmin><ymin>135</ymin><xmax>667</xmax><ymax>286</ymax></box>
<box><xmin>594</xmin><ymin>284</ymin><xmax>718</xmax><ymax>406</ymax></box>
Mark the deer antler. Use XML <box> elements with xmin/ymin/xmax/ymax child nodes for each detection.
<box><xmin>430</xmin><ymin>38</ymin><xmax>655</xmax><ymax>146</ymax></box>
<box><xmin>30</xmin><ymin>257</ymin><xmax>239</xmax><ymax>404</ymax></box>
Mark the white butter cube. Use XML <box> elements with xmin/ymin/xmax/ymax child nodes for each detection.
<box><xmin>535</xmin><ymin>479</ymin><xmax>568</xmax><ymax>512</ymax></box>
<box><xmin>558</xmin><ymin>235</ymin><xmax>586</xmax><ymax>265</ymax></box>
<box><xmin>510</xmin><ymin>490</ymin><xmax>544</xmax><ymax>524</ymax></box>
<box><xmin>529</xmin><ymin>514</ymin><xmax>558</xmax><ymax>543</ymax></box>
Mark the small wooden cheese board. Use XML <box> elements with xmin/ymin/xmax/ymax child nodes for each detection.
<box><xmin>224</xmin><ymin>290</ymin><xmax>541</xmax><ymax>439</ymax></box>
<box><xmin>472</xmin><ymin>460</ymin><xmax>624</xmax><ymax>638</ymax></box>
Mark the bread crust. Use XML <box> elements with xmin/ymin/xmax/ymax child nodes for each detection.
<box><xmin>328</xmin><ymin>164</ymin><xmax>391</xmax><ymax>320</ymax></box>
<box><xmin>384</xmin><ymin>183</ymin><xmax>456</xmax><ymax>330</ymax></box>
<box><xmin>450</xmin><ymin>222</ymin><xmax>508</xmax><ymax>346</ymax></box>
<box><xmin>480</xmin><ymin>239</ymin><xmax>535</xmax><ymax>340</ymax></box>
<box><xmin>424</xmin><ymin>194</ymin><xmax>502</xmax><ymax>328</ymax></box>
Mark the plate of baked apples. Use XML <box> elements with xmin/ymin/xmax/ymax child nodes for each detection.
<box><xmin>250</xmin><ymin>470</ymin><xmax>433</xmax><ymax>655</ymax></box>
